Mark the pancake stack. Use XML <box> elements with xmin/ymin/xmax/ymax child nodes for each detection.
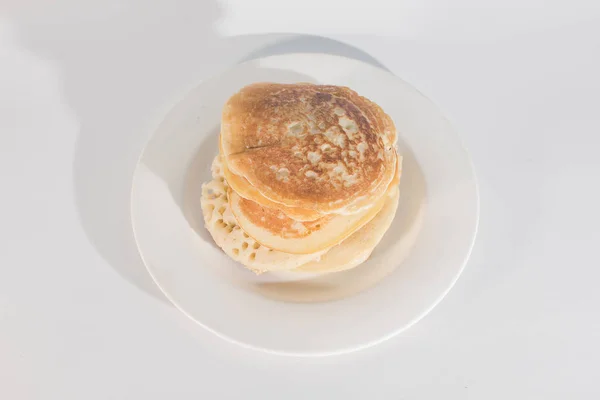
<box><xmin>201</xmin><ymin>83</ymin><xmax>402</xmax><ymax>274</ymax></box>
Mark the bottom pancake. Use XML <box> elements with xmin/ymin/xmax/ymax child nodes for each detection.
<box><xmin>292</xmin><ymin>186</ymin><xmax>399</xmax><ymax>273</ymax></box>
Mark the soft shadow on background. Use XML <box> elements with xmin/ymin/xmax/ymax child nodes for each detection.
<box><xmin>1</xmin><ymin>0</ymin><xmax>391</xmax><ymax>303</ymax></box>
<box><xmin>239</xmin><ymin>35</ymin><xmax>390</xmax><ymax>71</ymax></box>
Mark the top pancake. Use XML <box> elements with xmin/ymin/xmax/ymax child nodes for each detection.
<box><xmin>221</xmin><ymin>83</ymin><xmax>398</xmax><ymax>214</ymax></box>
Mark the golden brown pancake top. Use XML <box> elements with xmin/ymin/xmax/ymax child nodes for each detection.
<box><xmin>221</xmin><ymin>83</ymin><xmax>397</xmax><ymax>213</ymax></box>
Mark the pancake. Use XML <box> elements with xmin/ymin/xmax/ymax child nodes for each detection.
<box><xmin>228</xmin><ymin>155</ymin><xmax>402</xmax><ymax>255</ymax></box>
<box><xmin>293</xmin><ymin>186</ymin><xmax>399</xmax><ymax>273</ymax></box>
<box><xmin>201</xmin><ymin>156</ymin><xmax>401</xmax><ymax>274</ymax></box>
<box><xmin>219</xmin><ymin>136</ymin><xmax>322</xmax><ymax>221</ymax></box>
<box><xmin>201</xmin><ymin>156</ymin><xmax>325</xmax><ymax>273</ymax></box>
<box><xmin>228</xmin><ymin>185</ymin><xmax>386</xmax><ymax>254</ymax></box>
<box><xmin>221</xmin><ymin>83</ymin><xmax>398</xmax><ymax>214</ymax></box>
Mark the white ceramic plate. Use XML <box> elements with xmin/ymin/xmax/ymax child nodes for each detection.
<box><xmin>131</xmin><ymin>53</ymin><xmax>479</xmax><ymax>356</ymax></box>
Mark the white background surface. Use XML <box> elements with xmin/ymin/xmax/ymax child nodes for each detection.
<box><xmin>1</xmin><ymin>1</ymin><xmax>599</xmax><ymax>398</ymax></box>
